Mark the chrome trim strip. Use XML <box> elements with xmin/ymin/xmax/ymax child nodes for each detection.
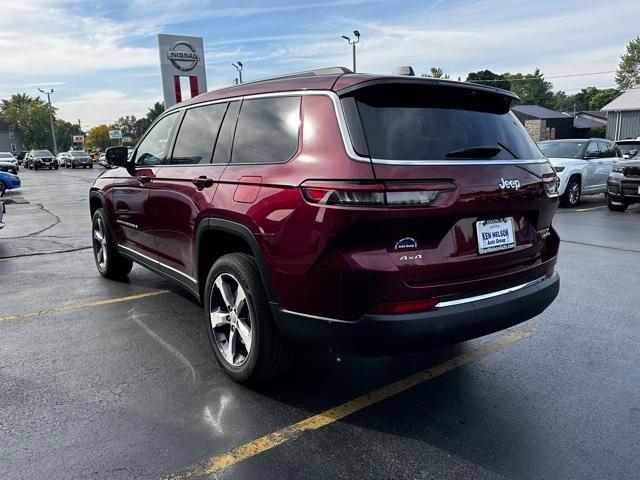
<box><xmin>435</xmin><ymin>276</ymin><xmax>546</xmax><ymax>308</ymax></box>
<box><xmin>278</xmin><ymin>308</ymin><xmax>351</xmax><ymax>324</ymax></box>
<box><xmin>158</xmin><ymin>90</ymin><xmax>547</xmax><ymax>167</ymax></box>
<box><xmin>118</xmin><ymin>245</ymin><xmax>198</xmax><ymax>284</ymax></box>
<box><xmin>370</xmin><ymin>158</ymin><xmax>549</xmax><ymax>166</ymax></box>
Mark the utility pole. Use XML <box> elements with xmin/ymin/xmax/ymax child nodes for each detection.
<box><xmin>38</xmin><ymin>88</ymin><xmax>58</xmax><ymax>154</ymax></box>
<box><xmin>232</xmin><ymin>62</ymin><xmax>243</xmax><ymax>84</ymax></box>
<box><xmin>341</xmin><ymin>30</ymin><xmax>361</xmax><ymax>72</ymax></box>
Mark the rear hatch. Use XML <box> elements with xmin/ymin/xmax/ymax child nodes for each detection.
<box><xmin>338</xmin><ymin>79</ymin><xmax>559</xmax><ymax>297</ymax></box>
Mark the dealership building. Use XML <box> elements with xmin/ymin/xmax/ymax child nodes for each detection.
<box><xmin>602</xmin><ymin>88</ymin><xmax>640</xmax><ymax>140</ymax></box>
<box><xmin>0</xmin><ymin>117</ymin><xmax>22</xmax><ymax>153</ymax></box>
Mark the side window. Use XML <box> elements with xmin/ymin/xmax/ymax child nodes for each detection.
<box><xmin>171</xmin><ymin>103</ymin><xmax>227</xmax><ymax>165</ymax></box>
<box><xmin>585</xmin><ymin>141</ymin><xmax>599</xmax><ymax>158</ymax></box>
<box><xmin>596</xmin><ymin>141</ymin><xmax>609</xmax><ymax>157</ymax></box>
<box><xmin>231</xmin><ymin>96</ymin><xmax>301</xmax><ymax>164</ymax></box>
<box><xmin>135</xmin><ymin>113</ymin><xmax>179</xmax><ymax>166</ymax></box>
<box><xmin>213</xmin><ymin>101</ymin><xmax>240</xmax><ymax>164</ymax></box>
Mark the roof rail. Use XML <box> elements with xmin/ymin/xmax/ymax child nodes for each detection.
<box><xmin>241</xmin><ymin>66</ymin><xmax>352</xmax><ymax>86</ymax></box>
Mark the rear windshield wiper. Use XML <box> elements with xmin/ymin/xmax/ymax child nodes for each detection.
<box><xmin>445</xmin><ymin>145</ymin><xmax>502</xmax><ymax>159</ymax></box>
<box><xmin>445</xmin><ymin>142</ymin><xmax>520</xmax><ymax>159</ymax></box>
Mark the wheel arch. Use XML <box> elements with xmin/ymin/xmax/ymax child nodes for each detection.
<box><xmin>89</xmin><ymin>190</ymin><xmax>105</xmax><ymax>219</ymax></box>
<box><xmin>195</xmin><ymin>219</ymin><xmax>278</xmax><ymax>304</ymax></box>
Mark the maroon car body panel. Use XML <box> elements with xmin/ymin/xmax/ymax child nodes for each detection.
<box><xmin>91</xmin><ymin>71</ymin><xmax>560</xmax><ymax>348</ymax></box>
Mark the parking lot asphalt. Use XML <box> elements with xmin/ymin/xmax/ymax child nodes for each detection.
<box><xmin>1</xmin><ymin>167</ymin><xmax>639</xmax><ymax>479</ymax></box>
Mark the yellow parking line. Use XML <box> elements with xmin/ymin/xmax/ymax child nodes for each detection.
<box><xmin>575</xmin><ymin>206</ymin><xmax>606</xmax><ymax>212</ymax></box>
<box><xmin>0</xmin><ymin>290</ymin><xmax>170</xmax><ymax>323</ymax></box>
<box><xmin>168</xmin><ymin>325</ymin><xmax>535</xmax><ymax>479</ymax></box>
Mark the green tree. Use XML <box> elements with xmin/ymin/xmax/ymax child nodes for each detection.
<box><xmin>616</xmin><ymin>36</ymin><xmax>640</xmax><ymax>90</ymax></box>
<box><xmin>466</xmin><ymin>70</ymin><xmax>511</xmax><ymax>90</ymax></box>
<box><xmin>550</xmin><ymin>87</ymin><xmax>622</xmax><ymax>113</ymax></box>
<box><xmin>588</xmin><ymin>88</ymin><xmax>621</xmax><ymax>110</ymax></box>
<box><xmin>0</xmin><ymin>93</ymin><xmax>56</xmax><ymax>150</ymax></box>
<box><xmin>503</xmin><ymin>69</ymin><xmax>554</xmax><ymax>107</ymax></box>
<box><xmin>146</xmin><ymin>102</ymin><xmax>164</xmax><ymax>124</ymax></box>
<box><xmin>55</xmin><ymin>119</ymin><xmax>83</xmax><ymax>152</ymax></box>
<box><xmin>423</xmin><ymin>66</ymin><xmax>449</xmax><ymax>79</ymax></box>
<box><xmin>86</xmin><ymin>124</ymin><xmax>111</xmax><ymax>151</ymax></box>
<box><xmin>111</xmin><ymin>115</ymin><xmax>138</xmax><ymax>143</ymax></box>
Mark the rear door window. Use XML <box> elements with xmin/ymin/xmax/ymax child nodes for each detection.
<box><xmin>171</xmin><ymin>103</ymin><xmax>227</xmax><ymax>165</ymax></box>
<box><xmin>231</xmin><ymin>96</ymin><xmax>301</xmax><ymax>164</ymax></box>
<box><xmin>597</xmin><ymin>140</ymin><xmax>614</xmax><ymax>158</ymax></box>
<box><xmin>341</xmin><ymin>83</ymin><xmax>544</xmax><ymax>161</ymax></box>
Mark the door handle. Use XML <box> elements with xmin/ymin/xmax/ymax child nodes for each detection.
<box><xmin>137</xmin><ymin>175</ymin><xmax>151</xmax><ymax>184</ymax></box>
<box><xmin>192</xmin><ymin>176</ymin><xmax>215</xmax><ymax>190</ymax></box>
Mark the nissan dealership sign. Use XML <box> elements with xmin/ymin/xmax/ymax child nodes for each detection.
<box><xmin>157</xmin><ymin>34</ymin><xmax>207</xmax><ymax>108</ymax></box>
<box><xmin>167</xmin><ymin>41</ymin><xmax>200</xmax><ymax>71</ymax></box>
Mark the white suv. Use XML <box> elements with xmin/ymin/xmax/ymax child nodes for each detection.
<box><xmin>538</xmin><ymin>139</ymin><xmax>623</xmax><ymax>207</ymax></box>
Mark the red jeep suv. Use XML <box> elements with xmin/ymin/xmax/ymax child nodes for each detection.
<box><xmin>90</xmin><ymin>67</ymin><xmax>560</xmax><ymax>382</ymax></box>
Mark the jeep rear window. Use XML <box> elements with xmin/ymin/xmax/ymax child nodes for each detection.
<box><xmin>341</xmin><ymin>83</ymin><xmax>544</xmax><ymax>161</ymax></box>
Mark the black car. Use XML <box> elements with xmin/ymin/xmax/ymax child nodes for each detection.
<box><xmin>607</xmin><ymin>159</ymin><xmax>640</xmax><ymax>211</ymax></box>
<box><xmin>25</xmin><ymin>150</ymin><xmax>58</xmax><ymax>170</ymax></box>
<box><xmin>16</xmin><ymin>151</ymin><xmax>28</xmax><ymax>165</ymax></box>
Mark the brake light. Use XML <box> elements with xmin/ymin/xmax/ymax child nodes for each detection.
<box><xmin>369</xmin><ymin>297</ymin><xmax>439</xmax><ymax>314</ymax></box>
<box><xmin>300</xmin><ymin>181</ymin><xmax>453</xmax><ymax>207</ymax></box>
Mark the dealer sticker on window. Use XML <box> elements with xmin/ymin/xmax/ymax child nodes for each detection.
<box><xmin>476</xmin><ymin>217</ymin><xmax>516</xmax><ymax>254</ymax></box>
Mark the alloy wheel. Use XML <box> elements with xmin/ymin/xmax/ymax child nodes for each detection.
<box><xmin>210</xmin><ymin>273</ymin><xmax>252</xmax><ymax>367</ymax></box>
<box><xmin>93</xmin><ymin>218</ymin><xmax>108</xmax><ymax>271</ymax></box>
<box><xmin>569</xmin><ymin>181</ymin><xmax>580</xmax><ymax>205</ymax></box>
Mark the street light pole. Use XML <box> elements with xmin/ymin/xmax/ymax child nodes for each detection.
<box><xmin>38</xmin><ymin>88</ymin><xmax>58</xmax><ymax>154</ymax></box>
<box><xmin>341</xmin><ymin>30</ymin><xmax>361</xmax><ymax>73</ymax></box>
<box><xmin>232</xmin><ymin>62</ymin><xmax>243</xmax><ymax>84</ymax></box>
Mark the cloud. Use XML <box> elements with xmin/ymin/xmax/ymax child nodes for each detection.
<box><xmin>0</xmin><ymin>0</ymin><xmax>158</xmax><ymax>76</ymax></box>
<box><xmin>56</xmin><ymin>90</ymin><xmax>161</xmax><ymax>128</ymax></box>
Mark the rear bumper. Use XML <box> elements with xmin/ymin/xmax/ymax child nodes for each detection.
<box><xmin>274</xmin><ymin>272</ymin><xmax>559</xmax><ymax>355</ymax></box>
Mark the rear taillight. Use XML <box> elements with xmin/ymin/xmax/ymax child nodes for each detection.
<box><xmin>300</xmin><ymin>181</ymin><xmax>453</xmax><ymax>208</ymax></box>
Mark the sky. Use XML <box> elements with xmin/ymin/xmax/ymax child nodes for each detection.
<box><xmin>0</xmin><ymin>0</ymin><xmax>638</xmax><ymax>130</ymax></box>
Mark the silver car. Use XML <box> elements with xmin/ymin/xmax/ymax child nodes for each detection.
<box><xmin>0</xmin><ymin>152</ymin><xmax>18</xmax><ymax>174</ymax></box>
<box><xmin>63</xmin><ymin>150</ymin><xmax>93</xmax><ymax>169</ymax></box>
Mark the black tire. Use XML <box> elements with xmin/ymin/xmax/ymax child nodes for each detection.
<box><xmin>560</xmin><ymin>176</ymin><xmax>581</xmax><ymax>207</ymax></box>
<box><xmin>0</xmin><ymin>181</ymin><xmax>5</xmax><ymax>197</ymax></box>
<box><xmin>89</xmin><ymin>164</ymin><xmax>93</xmax><ymax>169</ymax></box>
<box><xmin>91</xmin><ymin>208</ymin><xmax>133</xmax><ymax>279</ymax></box>
<box><xmin>204</xmin><ymin>253</ymin><xmax>292</xmax><ymax>384</ymax></box>
<box><xmin>607</xmin><ymin>197</ymin><xmax>628</xmax><ymax>212</ymax></box>
<box><xmin>54</xmin><ymin>166</ymin><xmax>58</xmax><ymax>170</ymax></box>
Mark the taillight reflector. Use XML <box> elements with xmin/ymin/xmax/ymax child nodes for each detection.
<box><xmin>369</xmin><ymin>298</ymin><xmax>439</xmax><ymax>314</ymax></box>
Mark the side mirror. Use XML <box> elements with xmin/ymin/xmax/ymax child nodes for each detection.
<box><xmin>105</xmin><ymin>146</ymin><xmax>129</xmax><ymax>167</ymax></box>
<box><xmin>629</xmin><ymin>149</ymin><xmax>639</xmax><ymax>158</ymax></box>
